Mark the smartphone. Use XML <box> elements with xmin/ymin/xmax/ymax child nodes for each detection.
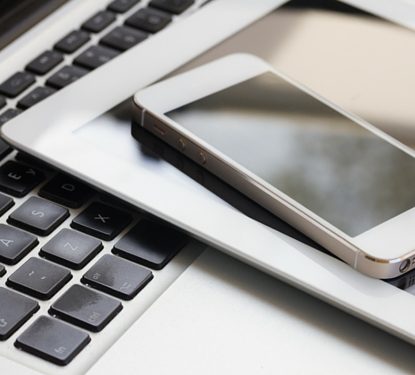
<box><xmin>132</xmin><ymin>54</ymin><xmax>415</xmax><ymax>279</ymax></box>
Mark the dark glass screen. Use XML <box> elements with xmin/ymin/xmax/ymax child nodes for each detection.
<box><xmin>167</xmin><ymin>72</ymin><xmax>415</xmax><ymax>236</ymax></box>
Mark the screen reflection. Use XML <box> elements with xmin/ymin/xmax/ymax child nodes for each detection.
<box><xmin>167</xmin><ymin>72</ymin><xmax>415</xmax><ymax>236</ymax></box>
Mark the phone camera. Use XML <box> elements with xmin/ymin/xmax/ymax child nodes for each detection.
<box><xmin>399</xmin><ymin>259</ymin><xmax>411</xmax><ymax>273</ymax></box>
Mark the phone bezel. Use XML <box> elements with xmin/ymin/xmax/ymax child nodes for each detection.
<box><xmin>133</xmin><ymin>53</ymin><xmax>415</xmax><ymax>278</ymax></box>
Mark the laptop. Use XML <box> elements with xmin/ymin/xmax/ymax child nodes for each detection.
<box><xmin>1</xmin><ymin>0</ymin><xmax>415</xmax><ymax>374</ymax></box>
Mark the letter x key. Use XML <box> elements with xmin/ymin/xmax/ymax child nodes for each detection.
<box><xmin>71</xmin><ymin>202</ymin><xmax>132</xmax><ymax>240</ymax></box>
<box><xmin>94</xmin><ymin>214</ymin><xmax>110</xmax><ymax>224</ymax></box>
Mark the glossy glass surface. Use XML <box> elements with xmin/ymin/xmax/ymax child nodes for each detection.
<box><xmin>167</xmin><ymin>72</ymin><xmax>415</xmax><ymax>236</ymax></box>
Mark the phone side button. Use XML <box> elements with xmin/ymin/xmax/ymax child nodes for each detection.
<box><xmin>152</xmin><ymin>124</ymin><xmax>166</xmax><ymax>136</ymax></box>
<box><xmin>198</xmin><ymin>151</ymin><xmax>207</xmax><ymax>165</ymax></box>
<box><xmin>178</xmin><ymin>138</ymin><xmax>186</xmax><ymax>151</ymax></box>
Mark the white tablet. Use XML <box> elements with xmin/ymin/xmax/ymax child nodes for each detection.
<box><xmin>3</xmin><ymin>0</ymin><xmax>415</xmax><ymax>344</ymax></box>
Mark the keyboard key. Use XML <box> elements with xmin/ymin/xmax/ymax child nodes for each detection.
<box><xmin>71</xmin><ymin>202</ymin><xmax>132</xmax><ymax>240</ymax></box>
<box><xmin>7</xmin><ymin>257</ymin><xmax>72</xmax><ymax>300</ymax></box>
<box><xmin>113</xmin><ymin>219</ymin><xmax>188</xmax><ymax>269</ymax></box>
<box><xmin>0</xmin><ymin>287</ymin><xmax>39</xmax><ymax>341</ymax></box>
<box><xmin>82</xmin><ymin>11</ymin><xmax>116</xmax><ymax>33</ymax></box>
<box><xmin>0</xmin><ymin>161</ymin><xmax>44</xmax><ymax>197</ymax></box>
<box><xmin>99</xmin><ymin>193</ymin><xmax>137</xmax><ymax>212</ymax></box>
<box><xmin>108</xmin><ymin>0</ymin><xmax>140</xmax><ymax>13</ymax></box>
<box><xmin>0</xmin><ymin>192</ymin><xmax>14</xmax><ymax>215</ymax></box>
<box><xmin>46</xmin><ymin>65</ymin><xmax>88</xmax><ymax>89</ymax></box>
<box><xmin>40</xmin><ymin>229</ymin><xmax>102</xmax><ymax>270</ymax></box>
<box><xmin>0</xmin><ymin>95</ymin><xmax>5</xmax><ymax>109</ymax></box>
<box><xmin>39</xmin><ymin>173</ymin><xmax>94</xmax><ymax>208</ymax></box>
<box><xmin>0</xmin><ymin>140</ymin><xmax>11</xmax><ymax>161</ymax></box>
<box><xmin>17</xmin><ymin>86</ymin><xmax>56</xmax><ymax>110</ymax></box>
<box><xmin>15</xmin><ymin>316</ymin><xmax>90</xmax><ymax>366</ymax></box>
<box><xmin>49</xmin><ymin>285</ymin><xmax>122</xmax><ymax>332</ymax></box>
<box><xmin>0</xmin><ymin>265</ymin><xmax>5</xmax><ymax>277</ymax></box>
<box><xmin>15</xmin><ymin>153</ymin><xmax>52</xmax><ymax>171</ymax></box>
<box><xmin>126</xmin><ymin>7</ymin><xmax>171</xmax><ymax>33</ymax></box>
<box><xmin>0</xmin><ymin>224</ymin><xmax>37</xmax><ymax>265</ymax></box>
<box><xmin>0</xmin><ymin>72</ymin><xmax>35</xmax><ymax>98</ymax></box>
<box><xmin>26</xmin><ymin>50</ymin><xmax>63</xmax><ymax>75</ymax></box>
<box><xmin>8</xmin><ymin>197</ymin><xmax>69</xmax><ymax>236</ymax></box>
<box><xmin>54</xmin><ymin>30</ymin><xmax>90</xmax><ymax>54</ymax></box>
<box><xmin>100</xmin><ymin>26</ymin><xmax>148</xmax><ymax>51</ymax></box>
<box><xmin>150</xmin><ymin>0</ymin><xmax>194</xmax><ymax>14</ymax></box>
<box><xmin>74</xmin><ymin>45</ymin><xmax>120</xmax><ymax>70</ymax></box>
<box><xmin>82</xmin><ymin>254</ymin><xmax>152</xmax><ymax>300</ymax></box>
<box><xmin>0</xmin><ymin>108</ymin><xmax>23</xmax><ymax>126</ymax></box>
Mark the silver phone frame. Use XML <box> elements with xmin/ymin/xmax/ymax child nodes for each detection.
<box><xmin>133</xmin><ymin>53</ymin><xmax>415</xmax><ymax>279</ymax></box>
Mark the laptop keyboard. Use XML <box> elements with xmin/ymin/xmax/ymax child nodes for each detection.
<box><xmin>0</xmin><ymin>0</ymin><xmax>200</xmax><ymax>126</ymax></box>
<box><xmin>0</xmin><ymin>152</ymin><xmax>191</xmax><ymax>367</ymax></box>
<box><xmin>0</xmin><ymin>0</ymin><xmax>203</xmax><ymax>368</ymax></box>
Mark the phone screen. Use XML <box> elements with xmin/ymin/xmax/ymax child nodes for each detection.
<box><xmin>166</xmin><ymin>72</ymin><xmax>415</xmax><ymax>237</ymax></box>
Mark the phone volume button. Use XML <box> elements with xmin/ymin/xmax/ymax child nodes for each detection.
<box><xmin>178</xmin><ymin>138</ymin><xmax>186</xmax><ymax>151</ymax></box>
<box><xmin>198</xmin><ymin>151</ymin><xmax>207</xmax><ymax>165</ymax></box>
<box><xmin>152</xmin><ymin>124</ymin><xmax>166</xmax><ymax>136</ymax></box>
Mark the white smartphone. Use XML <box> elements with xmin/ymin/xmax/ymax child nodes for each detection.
<box><xmin>132</xmin><ymin>54</ymin><xmax>415</xmax><ymax>279</ymax></box>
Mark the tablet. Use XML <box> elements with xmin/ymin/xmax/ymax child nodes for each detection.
<box><xmin>3</xmin><ymin>0</ymin><xmax>415</xmax><ymax>344</ymax></box>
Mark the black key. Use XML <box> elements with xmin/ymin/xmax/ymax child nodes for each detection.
<box><xmin>113</xmin><ymin>219</ymin><xmax>188</xmax><ymax>269</ymax></box>
<box><xmin>82</xmin><ymin>11</ymin><xmax>116</xmax><ymax>33</ymax></box>
<box><xmin>150</xmin><ymin>0</ymin><xmax>194</xmax><ymax>14</ymax></box>
<box><xmin>99</xmin><ymin>193</ymin><xmax>137</xmax><ymax>212</ymax></box>
<box><xmin>0</xmin><ymin>72</ymin><xmax>35</xmax><ymax>98</ymax></box>
<box><xmin>26</xmin><ymin>50</ymin><xmax>63</xmax><ymax>75</ymax></box>
<box><xmin>17</xmin><ymin>86</ymin><xmax>56</xmax><ymax>110</ymax></box>
<box><xmin>40</xmin><ymin>229</ymin><xmax>102</xmax><ymax>270</ymax></box>
<box><xmin>100</xmin><ymin>26</ymin><xmax>148</xmax><ymax>51</ymax></box>
<box><xmin>0</xmin><ymin>161</ymin><xmax>44</xmax><ymax>197</ymax></box>
<box><xmin>39</xmin><ymin>173</ymin><xmax>94</xmax><ymax>208</ymax></box>
<box><xmin>71</xmin><ymin>202</ymin><xmax>132</xmax><ymax>240</ymax></box>
<box><xmin>126</xmin><ymin>7</ymin><xmax>171</xmax><ymax>33</ymax></box>
<box><xmin>0</xmin><ymin>108</ymin><xmax>23</xmax><ymax>126</ymax></box>
<box><xmin>7</xmin><ymin>257</ymin><xmax>72</xmax><ymax>300</ymax></box>
<box><xmin>55</xmin><ymin>30</ymin><xmax>90</xmax><ymax>54</ymax></box>
<box><xmin>108</xmin><ymin>0</ymin><xmax>140</xmax><ymax>13</ymax></box>
<box><xmin>0</xmin><ymin>95</ymin><xmax>5</xmax><ymax>109</ymax></box>
<box><xmin>0</xmin><ymin>224</ymin><xmax>37</xmax><ymax>265</ymax></box>
<box><xmin>15</xmin><ymin>316</ymin><xmax>90</xmax><ymax>366</ymax></box>
<box><xmin>74</xmin><ymin>45</ymin><xmax>120</xmax><ymax>70</ymax></box>
<box><xmin>82</xmin><ymin>254</ymin><xmax>152</xmax><ymax>300</ymax></box>
<box><xmin>0</xmin><ymin>192</ymin><xmax>14</xmax><ymax>216</ymax></box>
<box><xmin>0</xmin><ymin>139</ymin><xmax>11</xmax><ymax>161</ymax></box>
<box><xmin>0</xmin><ymin>264</ymin><xmax>5</xmax><ymax>277</ymax></box>
<box><xmin>49</xmin><ymin>285</ymin><xmax>122</xmax><ymax>332</ymax></box>
<box><xmin>0</xmin><ymin>287</ymin><xmax>39</xmax><ymax>340</ymax></box>
<box><xmin>8</xmin><ymin>197</ymin><xmax>69</xmax><ymax>236</ymax></box>
<box><xmin>15</xmin><ymin>152</ymin><xmax>52</xmax><ymax>171</ymax></box>
<box><xmin>46</xmin><ymin>65</ymin><xmax>88</xmax><ymax>89</ymax></box>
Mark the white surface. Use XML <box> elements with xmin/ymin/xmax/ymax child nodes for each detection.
<box><xmin>342</xmin><ymin>0</ymin><xmax>415</xmax><ymax>29</ymax></box>
<box><xmin>89</xmin><ymin>249</ymin><xmax>415</xmax><ymax>375</ymax></box>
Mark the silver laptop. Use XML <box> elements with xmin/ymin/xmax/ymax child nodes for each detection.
<box><xmin>1</xmin><ymin>1</ymin><xmax>415</xmax><ymax>374</ymax></box>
